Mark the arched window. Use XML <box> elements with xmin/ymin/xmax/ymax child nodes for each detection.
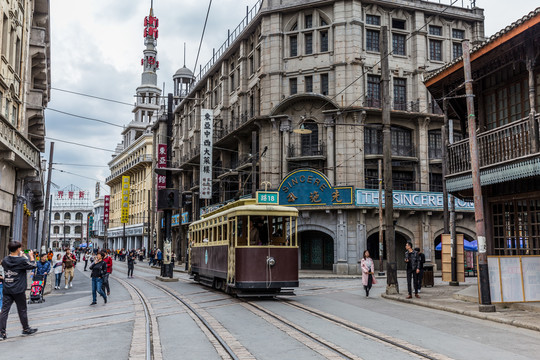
<box><xmin>64</xmin><ymin>212</ymin><xmax>71</xmax><ymax>220</ymax></box>
<box><xmin>53</xmin><ymin>226</ymin><xmax>60</xmax><ymax>234</ymax></box>
<box><xmin>75</xmin><ymin>212</ymin><xmax>83</xmax><ymax>220</ymax></box>
<box><xmin>64</xmin><ymin>226</ymin><xmax>70</xmax><ymax>234</ymax></box>
<box><xmin>54</xmin><ymin>213</ymin><xmax>60</xmax><ymax>220</ymax></box>
<box><xmin>75</xmin><ymin>225</ymin><xmax>82</xmax><ymax>234</ymax></box>
<box><xmin>301</xmin><ymin>120</ymin><xmax>319</xmax><ymax>156</ymax></box>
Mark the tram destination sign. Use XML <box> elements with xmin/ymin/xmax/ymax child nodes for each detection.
<box><xmin>355</xmin><ymin>189</ymin><xmax>474</xmax><ymax>211</ymax></box>
<box><xmin>256</xmin><ymin>191</ymin><xmax>279</xmax><ymax>205</ymax></box>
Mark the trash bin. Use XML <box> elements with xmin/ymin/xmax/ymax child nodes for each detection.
<box><xmin>422</xmin><ymin>264</ymin><xmax>434</xmax><ymax>287</ymax></box>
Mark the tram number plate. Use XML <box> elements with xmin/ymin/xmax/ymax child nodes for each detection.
<box><xmin>256</xmin><ymin>191</ymin><xmax>279</xmax><ymax>205</ymax></box>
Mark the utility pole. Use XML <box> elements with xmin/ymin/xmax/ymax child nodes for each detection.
<box><xmin>42</xmin><ymin>142</ymin><xmax>54</xmax><ymax>251</ymax></box>
<box><xmin>161</xmin><ymin>93</ymin><xmax>174</xmax><ymax>278</ymax></box>
<box><xmin>252</xmin><ymin>131</ymin><xmax>257</xmax><ymax>196</ymax></box>
<box><xmin>47</xmin><ymin>194</ymin><xmax>52</xmax><ymax>250</ymax></box>
<box><xmin>378</xmin><ymin>159</ymin><xmax>384</xmax><ymax>275</ymax></box>
<box><xmin>381</xmin><ymin>26</ymin><xmax>398</xmax><ymax>294</ymax></box>
<box><xmin>462</xmin><ymin>40</ymin><xmax>494</xmax><ymax>312</ymax></box>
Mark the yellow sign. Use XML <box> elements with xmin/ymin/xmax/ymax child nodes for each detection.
<box><xmin>121</xmin><ymin>176</ymin><xmax>130</xmax><ymax>223</ymax></box>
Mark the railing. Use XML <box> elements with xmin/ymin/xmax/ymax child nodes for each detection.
<box><xmin>189</xmin><ymin>0</ymin><xmax>263</xmax><ymax>91</ymax></box>
<box><xmin>447</xmin><ymin>115</ymin><xmax>539</xmax><ymax>175</ymax></box>
<box><xmin>287</xmin><ymin>142</ymin><xmax>326</xmax><ymax>158</ymax></box>
<box><xmin>0</xmin><ymin>119</ymin><xmax>40</xmax><ymax>169</ymax></box>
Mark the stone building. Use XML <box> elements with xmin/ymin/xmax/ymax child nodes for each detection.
<box><xmin>48</xmin><ymin>186</ymin><xmax>92</xmax><ymax>251</ymax></box>
<box><xmin>171</xmin><ymin>0</ymin><xmax>484</xmax><ymax>273</ymax></box>
<box><xmin>0</xmin><ymin>0</ymin><xmax>50</xmax><ymax>257</ymax></box>
<box><xmin>106</xmin><ymin>5</ymin><xmax>162</xmax><ymax>251</ymax></box>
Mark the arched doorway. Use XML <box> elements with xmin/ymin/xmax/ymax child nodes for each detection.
<box><xmin>300</xmin><ymin>231</ymin><xmax>334</xmax><ymax>270</ymax></box>
<box><xmin>366</xmin><ymin>231</ymin><xmax>410</xmax><ymax>270</ymax></box>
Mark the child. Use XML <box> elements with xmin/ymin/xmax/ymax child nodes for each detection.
<box><xmin>53</xmin><ymin>254</ymin><xmax>63</xmax><ymax>290</ymax></box>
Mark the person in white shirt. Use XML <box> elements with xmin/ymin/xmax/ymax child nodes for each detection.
<box><xmin>53</xmin><ymin>254</ymin><xmax>63</xmax><ymax>290</ymax></box>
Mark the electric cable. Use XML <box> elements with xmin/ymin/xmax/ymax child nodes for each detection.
<box><xmin>193</xmin><ymin>0</ymin><xmax>213</xmax><ymax>74</ymax></box>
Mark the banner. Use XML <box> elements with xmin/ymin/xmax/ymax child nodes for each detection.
<box><xmin>200</xmin><ymin>109</ymin><xmax>213</xmax><ymax>199</ymax></box>
<box><xmin>104</xmin><ymin>195</ymin><xmax>110</xmax><ymax>226</ymax></box>
<box><xmin>157</xmin><ymin>144</ymin><xmax>167</xmax><ymax>190</ymax></box>
<box><xmin>121</xmin><ymin>176</ymin><xmax>130</xmax><ymax>224</ymax></box>
<box><xmin>355</xmin><ymin>189</ymin><xmax>474</xmax><ymax>211</ymax></box>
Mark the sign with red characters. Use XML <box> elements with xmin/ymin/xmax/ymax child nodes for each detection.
<box><xmin>104</xmin><ymin>195</ymin><xmax>110</xmax><ymax>226</ymax></box>
<box><xmin>157</xmin><ymin>144</ymin><xmax>167</xmax><ymax>190</ymax></box>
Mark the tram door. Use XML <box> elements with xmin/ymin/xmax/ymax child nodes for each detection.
<box><xmin>300</xmin><ymin>231</ymin><xmax>333</xmax><ymax>270</ymax></box>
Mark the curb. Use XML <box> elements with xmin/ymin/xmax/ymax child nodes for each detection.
<box><xmin>381</xmin><ymin>294</ymin><xmax>540</xmax><ymax>332</ymax></box>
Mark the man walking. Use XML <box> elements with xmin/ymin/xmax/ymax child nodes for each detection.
<box><xmin>414</xmin><ymin>247</ymin><xmax>426</xmax><ymax>293</ymax></box>
<box><xmin>62</xmin><ymin>248</ymin><xmax>77</xmax><ymax>289</ymax></box>
<box><xmin>127</xmin><ymin>250</ymin><xmax>136</xmax><ymax>278</ymax></box>
<box><xmin>89</xmin><ymin>252</ymin><xmax>107</xmax><ymax>305</ymax></box>
<box><xmin>0</xmin><ymin>241</ymin><xmax>38</xmax><ymax>340</ymax></box>
<box><xmin>405</xmin><ymin>242</ymin><xmax>421</xmax><ymax>299</ymax></box>
<box><xmin>102</xmin><ymin>251</ymin><xmax>113</xmax><ymax>296</ymax></box>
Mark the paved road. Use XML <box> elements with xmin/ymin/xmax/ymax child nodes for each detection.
<box><xmin>1</xmin><ymin>260</ymin><xmax>539</xmax><ymax>359</ymax></box>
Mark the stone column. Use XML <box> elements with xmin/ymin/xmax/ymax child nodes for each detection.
<box><xmin>325</xmin><ymin>114</ymin><xmax>335</xmax><ymax>185</ymax></box>
<box><xmin>280</xmin><ymin>117</ymin><xmax>291</xmax><ymax>177</ymax></box>
<box><xmin>335</xmin><ymin>211</ymin><xmax>348</xmax><ymax>274</ymax></box>
<box><xmin>418</xmin><ymin>117</ymin><xmax>430</xmax><ymax>191</ymax></box>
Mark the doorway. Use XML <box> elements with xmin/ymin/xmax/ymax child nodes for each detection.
<box><xmin>300</xmin><ymin>231</ymin><xmax>334</xmax><ymax>270</ymax></box>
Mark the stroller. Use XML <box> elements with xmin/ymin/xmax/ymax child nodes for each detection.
<box><xmin>29</xmin><ymin>274</ymin><xmax>46</xmax><ymax>304</ymax></box>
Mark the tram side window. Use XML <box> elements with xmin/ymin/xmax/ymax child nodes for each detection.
<box><xmin>236</xmin><ymin>216</ymin><xmax>247</xmax><ymax>246</ymax></box>
<box><xmin>271</xmin><ymin>217</ymin><xmax>287</xmax><ymax>245</ymax></box>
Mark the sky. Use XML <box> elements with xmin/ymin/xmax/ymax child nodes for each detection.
<box><xmin>44</xmin><ymin>0</ymin><xmax>540</xmax><ymax>201</ymax></box>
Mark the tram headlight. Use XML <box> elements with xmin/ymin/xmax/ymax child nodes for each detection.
<box><xmin>267</xmin><ymin>256</ymin><xmax>276</xmax><ymax>267</ymax></box>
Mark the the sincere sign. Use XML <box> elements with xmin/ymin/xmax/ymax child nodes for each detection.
<box><xmin>121</xmin><ymin>176</ymin><xmax>130</xmax><ymax>224</ymax></box>
<box><xmin>355</xmin><ymin>189</ymin><xmax>474</xmax><ymax>211</ymax></box>
<box><xmin>277</xmin><ymin>169</ymin><xmax>353</xmax><ymax>207</ymax></box>
<box><xmin>199</xmin><ymin>109</ymin><xmax>213</xmax><ymax>199</ymax></box>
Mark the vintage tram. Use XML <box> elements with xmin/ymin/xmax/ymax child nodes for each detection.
<box><xmin>188</xmin><ymin>198</ymin><xmax>299</xmax><ymax>296</ymax></box>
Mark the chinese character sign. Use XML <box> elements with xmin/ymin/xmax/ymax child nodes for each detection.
<box><xmin>104</xmin><ymin>195</ymin><xmax>110</xmax><ymax>226</ymax></box>
<box><xmin>157</xmin><ymin>144</ymin><xmax>167</xmax><ymax>190</ymax></box>
<box><xmin>121</xmin><ymin>176</ymin><xmax>130</xmax><ymax>224</ymax></box>
<box><xmin>199</xmin><ymin>109</ymin><xmax>213</xmax><ymax>199</ymax></box>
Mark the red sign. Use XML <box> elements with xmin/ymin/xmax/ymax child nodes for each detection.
<box><xmin>157</xmin><ymin>144</ymin><xmax>167</xmax><ymax>190</ymax></box>
<box><xmin>104</xmin><ymin>195</ymin><xmax>110</xmax><ymax>226</ymax></box>
<box><xmin>79</xmin><ymin>191</ymin><xmax>85</xmax><ymax>199</ymax></box>
<box><xmin>58</xmin><ymin>191</ymin><xmax>63</xmax><ymax>198</ymax></box>
<box><xmin>68</xmin><ymin>191</ymin><xmax>74</xmax><ymax>199</ymax></box>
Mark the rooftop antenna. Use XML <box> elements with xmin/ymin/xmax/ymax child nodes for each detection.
<box><xmin>184</xmin><ymin>42</ymin><xmax>186</xmax><ymax>67</ymax></box>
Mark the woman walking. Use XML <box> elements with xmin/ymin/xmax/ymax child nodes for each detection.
<box><xmin>361</xmin><ymin>250</ymin><xmax>376</xmax><ymax>297</ymax></box>
<box><xmin>53</xmin><ymin>254</ymin><xmax>63</xmax><ymax>290</ymax></box>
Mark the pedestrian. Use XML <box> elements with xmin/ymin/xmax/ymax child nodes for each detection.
<box><xmin>62</xmin><ymin>248</ymin><xmax>77</xmax><ymax>289</ymax></box>
<box><xmin>83</xmin><ymin>251</ymin><xmax>90</xmax><ymax>271</ymax></box>
<box><xmin>0</xmin><ymin>263</ymin><xmax>4</xmax><ymax>311</ymax></box>
<box><xmin>89</xmin><ymin>252</ymin><xmax>107</xmax><ymax>305</ymax></box>
<box><xmin>102</xmin><ymin>251</ymin><xmax>113</xmax><ymax>296</ymax></box>
<box><xmin>0</xmin><ymin>241</ymin><xmax>38</xmax><ymax>340</ymax></box>
<box><xmin>405</xmin><ymin>242</ymin><xmax>421</xmax><ymax>299</ymax></box>
<box><xmin>360</xmin><ymin>250</ymin><xmax>377</xmax><ymax>297</ymax></box>
<box><xmin>47</xmin><ymin>249</ymin><xmax>54</xmax><ymax>264</ymax></box>
<box><xmin>156</xmin><ymin>249</ymin><xmax>163</xmax><ymax>267</ymax></box>
<box><xmin>415</xmin><ymin>247</ymin><xmax>426</xmax><ymax>293</ymax></box>
<box><xmin>53</xmin><ymin>254</ymin><xmax>63</xmax><ymax>290</ymax></box>
<box><xmin>127</xmin><ymin>250</ymin><xmax>136</xmax><ymax>278</ymax></box>
<box><xmin>33</xmin><ymin>254</ymin><xmax>51</xmax><ymax>289</ymax></box>
<box><xmin>148</xmin><ymin>249</ymin><xmax>154</xmax><ymax>266</ymax></box>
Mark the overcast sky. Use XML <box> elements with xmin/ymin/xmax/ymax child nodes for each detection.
<box><xmin>44</xmin><ymin>0</ymin><xmax>540</xmax><ymax>201</ymax></box>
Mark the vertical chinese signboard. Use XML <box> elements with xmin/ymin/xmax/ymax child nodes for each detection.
<box><xmin>200</xmin><ymin>109</ymin><xmax>213</xmax><ymax>199</ymax></box>
<box><xmin>104</xmin><ymin>195</ymin><xmax>110</xmax><ymax>226</ymax></box>
<box><xmin>121</xmin><ymin>176</ymin><xmax>130</xmax><ymax>224</ymax></box>
<box><xmin>157</xmin><ymin>144</ymin><xmax>167</xmax><ymax>190</ymax></box>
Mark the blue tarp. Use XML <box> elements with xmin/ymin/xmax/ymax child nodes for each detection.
<box><xmin>436</xmin><ymin>239</ymin><xmax>477</xmax><ymax>251</ymax></box>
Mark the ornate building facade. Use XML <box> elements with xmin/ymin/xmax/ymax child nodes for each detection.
<box><xmin>171</xmin><ymin>0</ymin><xmax>485</xmax><ymax>273</ymax></box>
<box><xmin>0</xmin><ymin>0</ymin><xmax>50</xmax><ymax>257</ymax></box>
<box><xmin>106</xmin><ymin>4</ymin><xmax>162</xmax><ymax>251</ymax></box>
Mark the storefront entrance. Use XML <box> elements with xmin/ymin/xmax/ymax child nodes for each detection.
<box><xmin>300</xmin><ymin>231</ymin><xmax>334</xmax><ymax>270</ymax></box>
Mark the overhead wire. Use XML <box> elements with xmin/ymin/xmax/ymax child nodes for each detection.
<box><xmin>193</xmin><ymin>0</ymin><xmax>213</xmax><ymax>75</ymax></box>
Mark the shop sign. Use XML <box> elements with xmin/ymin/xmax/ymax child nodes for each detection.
<box><xmin>199</xmin><ymin>109</ymin><xmax>213</xmax><ymax>199</ymax></box>
<box><xmin>256</xmin><ymin>191</ymin><xmax>279</xmax><ymax>205</ymax></box>
<box><xmin>355</xmin><ymin>189</ymin><xmax>474</xmax><ymax>211</ymax></box>
<box><xmin>277</xmin><ymin>169</ymin><xmax>353</xmax><ymax>207</ymax></box>
<box><xmin>181</xmin><ymin>212</ymin><xmax>189</xmax><ymax>224</ymax></box>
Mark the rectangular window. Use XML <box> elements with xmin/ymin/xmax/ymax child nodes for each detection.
<box><xmin>366</xmin><ymin>15</ymin><xmax>380</xmax><ymax>26</ymax></box>
<box><xmin>5</xmin><ymin>99</ymin><xmax>10</xmax><ymax>119</ymax></box>
<box><xmin>366</xmin><ymin>75</ymin><xmax>381</xmax><ymax>107</ymax></box>
<box><xmin>1</xmin><ymin>15</ymin><xmax>8</xmax><ymax>57</ymax></box>
<box><xmin>290</xmin><ymin>78</ymin><xmax>297</xmax><ymax>95</ymax></box>
<box><xmin>305</xmin><ymin>14</ymin><xmax>312</xmax><ymax>29</ymax></box>
<box><xmin>305</xmin><ymin>33</ymin><xmax>313</xmax><ymax>55</ymax></box>
<box><xmin>429</xmin><ymin>39</ymin><xmax>442</xmax><ymax>61</ymax></box>
<box><xmin>364</xmin><ymin>127</ymin><xmax>382</xmax><ymax>155</ymax></box>
<box><xmin>366</xmin><ymin>29</ymin><xmax>379</xmax><ymax>52</ymax></box>
<box><xmin>452</xmin><ymin>29</ymin><xmax>465</xmax><ymax>39</ymax></box>
<box><xmin>290</xmin><ymin>36</ymin><xmax>298</xmax><ymax>57</ymax></box>
<box><xmin>392</xmin><ymin>19</ymin><xmax>406</xmax><ymax>30</ymax></box>
<box><xmin>428</xmin><ymin>131</ymin><xmax>442</xmax><ymax>159</ymax></box>
<box><xmin>452</xmin><ymin>42</ymin><xmax>463</xmax><ymax>59</ymax></box>
<box><xmin>392</xmin><ymin>33</ymin><xmax>406</xmax><ymax>56</ymax></box>
<box><xmin>320</xmin><ymin>30</ymin><xmax>328</xmax><ymax>52</ymax></box>
<box><xmin>15</xmin><ymin>37</ymin><xmax>21</xmax><ymax>74</ymax></box>
<box><xmin>320</xmin><ymin>74</ymin><xmax>329</xmax><ymax>95</ymax></box>
<box><xmin>429</xmin><ymin>25</ymin><xmax>442</xmax><ymax>36</ymax></box>
<box><xmin>249</xmin><ymin>56</ymin><xmax>254</xmax><ymax>75</ymax></box>
<box><xmin>11</xmin><ymin>105</ymin><xmax>16</xmax><ymax>125</ymax></box>
<box><xmin>305</xmin><ymin>76</ymin><xmax>313</xmax><ymax>93</ymax></box>
<box><xmin>393</xmin><ymin>78</ymin><xmax>407</xmax><ymax>111</ymax></box>
<box><xmin>230</xmin><ymin>72</ymin><xmax>235</xmax><ymax>92</ymax></box>
<box><xmin>429</xmin><ymin>172</ymin><xmax>443</xmax><ymax>192</ymax></box>
<box><xmin>393</xmin><ymin>171</ymin><xmax>414</xmax><ymax>191</ymax></box>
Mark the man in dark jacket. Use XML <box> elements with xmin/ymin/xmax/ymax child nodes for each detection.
<box><xmin>34</xmin><ymin>255</ymin><xmax>51</xmax><ymax>288</ymax></box>
<box><xmin>404</xmin><ymin>241</ymin><xmax>421</xmax><ymax>299</ymax></box>
<box><xmin>89</xmin><ymin>252</ymin><xmax>107</xmax><ymax>305</ymax></box>
<box><xmin>0</xmin><ymin>241</ymin><xmax>38</xmax><ymax>340</ymax></box>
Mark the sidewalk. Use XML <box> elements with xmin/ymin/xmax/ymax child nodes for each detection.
<box><xmin>171</xmin><ymin>264</ymin><xmax>540</xmax><ymax>332</ymax></box>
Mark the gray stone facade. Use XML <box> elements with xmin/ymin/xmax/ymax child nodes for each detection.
<box><xmin>171</xmin><ymin>0</ymin><xmax>484</xmax><ymax>273</ymax></box>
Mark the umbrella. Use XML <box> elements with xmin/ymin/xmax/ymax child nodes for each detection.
<box><xmin>435</xmin><ymin>239</ymin><xmax>478</xmax><ymax>251</ymax></box>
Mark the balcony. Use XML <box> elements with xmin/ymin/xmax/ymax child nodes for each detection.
<box><xmin>105</xmin><ymin>154</ymin><xmax>152</xmax><ymax>183</ymax></box>
<box><xmin>446</xmin><ymin>115</ymin><xmax>540</xmax><ymax>190</ymax></box>
<box><xmin>287</xmin><ymin>142</ymin><xmax>326</xmax><ymax>161</ymax></box>
<box><xmin>0</xmin><ymin>119</ymin><xmax>40</xmax><ymax>171</ymax></box>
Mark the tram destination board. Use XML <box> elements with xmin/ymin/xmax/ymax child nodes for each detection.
<box><xmin>256</xmin><ymin>191</ymin><xmax>279</xmax><ymax>205</ymax></box>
